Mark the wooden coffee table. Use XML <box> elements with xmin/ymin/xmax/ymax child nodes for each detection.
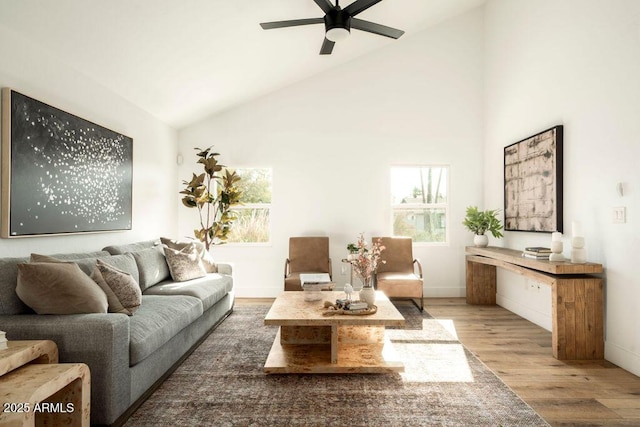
<box><xmin>264</xmin><ymin>291</ymin><xmax>405</xmax><ymax>374</ymax></box>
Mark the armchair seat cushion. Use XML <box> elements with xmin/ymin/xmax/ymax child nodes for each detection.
<box><xmin>376</xmin><ymin>272</ymin><xmax>423</xmax><ymax>298</ymax></box>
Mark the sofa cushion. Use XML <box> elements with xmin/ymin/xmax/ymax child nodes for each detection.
<box><xmin>0</xmin><ymin>256</ymin><xmax>30</xmax><ymax>314</ymax></box>
<box><xmin>102</xmin><ymin>239</ymin><xmax>161</xmax><ymax>255</ymax></box>
<box><xmin>30</xmin><ymin>252</ymin><xmax>139</xmax><ymax>284</ymax></box>
<box><xmin>128</xmin><ymin>295</ymin><xmax>203</xmax><ymax>365</ymax></box>
<box><xmin>143</xmin><ymin>273</ymin><xmax>233</xmax><ymax>311</ymax></box>
<box><xmin>30</xmin><ymin>251</ymin><xmax>110</xmax><ymax>276</ymax></box>
<box><xmin>16</xmin><ymin>262</ymin><xmax>108</xmax><ymax>314</ymax></box>
<box><xmin>163</xmin><ymin>244</ymin><xmax>207</xmax><ymax>282</ymax></box>
<box><xmin>161</xmin><ymin>237</ymin><xmax>217</xmax><ymax>273</ymax></box>
<box><xmin>95</xmin><ymin>260</ymin><xmax>142</xmax><ymax>315</ymax></box>
<box><xmin>131</xmin><ymin>247</ymin><xmax>171</xmax><ymax>291</ymax></box>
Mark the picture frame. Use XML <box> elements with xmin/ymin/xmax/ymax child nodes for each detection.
<box><xmin>504</xmin><ymin>125</ymin><xmax>563</xmax><ymax>233</ymax></box>
<box><xmin>1</xmin><ymin>88</ymin><xmax>133</xmax><ymax>237</ymax></box>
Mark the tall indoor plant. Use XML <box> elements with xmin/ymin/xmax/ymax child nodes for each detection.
<box><xmin>463</xmin><ymin>206</ymin><xmax>504</xmax><ymax>247</ymax></box>
<box><xmin>180</xmin><ymin>147</ymin><xmax>241</xmax><ymax>250</ymax></box>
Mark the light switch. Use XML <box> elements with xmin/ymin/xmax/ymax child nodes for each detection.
<box><xmin>613</xmin><ymin>207</ymin><xmax>626</xmax><ymax>223</ymax></box>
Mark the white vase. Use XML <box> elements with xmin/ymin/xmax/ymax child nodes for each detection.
<box><xmin>360</xmin><ymin>287</ymin><xmax>376</xmax><ymax>306</ymax></box>
<box><xmin>473</xmin><ymin>234</ymin><xmax>489</xmax><ymax>247</ymax></box>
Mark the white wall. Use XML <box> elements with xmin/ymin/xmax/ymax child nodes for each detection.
<box><xmin>484</xmin><ymin>0</ymin><xmax>640</xmax><ymax>375</ymax></box>
<box><xmin>178</xmin><ymin>8</ymin><xmax>486</xmax><ymax>298</ymax></box>
<box><xmin>0</xmin><ymin>25</ymin><xmax>178</xmax><ymax>257</ymax></box>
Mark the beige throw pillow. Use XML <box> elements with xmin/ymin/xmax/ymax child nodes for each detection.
<box><xmin>96</xmin><ymin>259</ymin><xmax>142</xmax><ymax>315</ymax></box>
<box><xmin>16</xmin><ymin>262</ymin><xmax>108</xmax><ymax>314</ymax></box>
<box><xmin>163</xmin><ymin>243</ymin><xmax>207</xmax><ymax>282</ymax></box>
<box><xmin>160</xmin><ymin>237</ymin><xmax>217</xmax><ymax>273</ymax></box>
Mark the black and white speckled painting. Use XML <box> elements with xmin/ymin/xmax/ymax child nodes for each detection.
<box><xmin>4</xmin><ymin>90</ymin><xmax>132</xmax><ymax>236</ymax></box>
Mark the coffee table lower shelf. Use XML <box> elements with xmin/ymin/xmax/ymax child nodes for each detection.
<box><xmin>264</xmin><ymin>328</ymin><xmax>404</xmax><ymax>374</ymax></box>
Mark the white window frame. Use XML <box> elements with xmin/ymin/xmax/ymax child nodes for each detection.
<box><xmin>390</xmin><ymin>164</ymin><xmax>450</xmax><ymax>246</ymax></box>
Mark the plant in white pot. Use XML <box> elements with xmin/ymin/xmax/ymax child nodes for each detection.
<box><xmin>463</xmin><ymin>206</ymin><xmax>504</xmax><ymax>247</ymax></box>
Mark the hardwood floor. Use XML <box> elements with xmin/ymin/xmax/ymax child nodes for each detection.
<box><xmin>425</xmin><ymin>298</ymin><xmax>640</xmax><ymax>427</ymax></box>
<box><xmin>236</xmin><ymin>297</ymin><xmax>640</xmax><ymax>426</ymax></box>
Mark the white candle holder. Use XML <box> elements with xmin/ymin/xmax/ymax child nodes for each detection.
<box><xmin>549</xmin><ymin>232</ymin><xmax>564</xmax><ymax>262</ymax></box>
<box><xmin>571</xmin><ymin>223</ymin><xmax>586</xmax><ymax>263</ymax></box>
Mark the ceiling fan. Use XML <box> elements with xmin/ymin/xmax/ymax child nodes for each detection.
<box><xmin>260</xmin><ymin>0</ymin><xmax>405</xmax><ymax>55</ymax></box>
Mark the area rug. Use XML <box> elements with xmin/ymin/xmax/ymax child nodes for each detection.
<box><xmin>124</xmin><ymin>302</ymin><xmax>549</xmax><ymax>426</ymax></box>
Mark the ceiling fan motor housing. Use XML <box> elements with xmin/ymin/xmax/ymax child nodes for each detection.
<box><xmin>324</xmin><ymin>8</ymin><xmax>351</xmax><ymax>34</ymax></box>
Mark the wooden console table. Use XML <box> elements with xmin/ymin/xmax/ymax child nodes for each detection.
<box><xmin>465</xmin><ymin>246</ymin><xmax>604</xmax><ymax>360</ymax></box>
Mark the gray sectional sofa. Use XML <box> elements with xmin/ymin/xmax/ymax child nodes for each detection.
<box><xmin>0</xmin><ymin>239</ymin><xmax>234</xmax><ymax>426</ymax></box>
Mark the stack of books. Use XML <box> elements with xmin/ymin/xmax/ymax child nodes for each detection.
<box><xmin>0</xmin><ymin>331</ymin><xmax>7</xmax><ymax>350</ymax></box>
<box><xmin>522</xmin><ymin>247</ymin><xmax>551</xmax><ymax>259</ymax></box>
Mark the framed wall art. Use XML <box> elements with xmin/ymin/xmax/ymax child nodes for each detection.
<box><xmin>504</xmin><ymin>125</ymin><xmax>563</xmax><ymax>233</ymax></box>
<box><xmin>1</xmin><ymin>88</ymin><xmax>133</xmax><ymax>237</ymax></box>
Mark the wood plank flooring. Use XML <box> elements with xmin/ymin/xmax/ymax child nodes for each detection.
<box><xmin>425</xmin><ymin>298</ymin><xmax>640</xmax><ymax>427</ymax></box>
<box><xmin>237</xmin><ymin>297</ymin><xmax>640</xmax><ymax>426</ymax></box>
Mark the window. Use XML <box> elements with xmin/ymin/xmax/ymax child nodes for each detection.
<box><xmin>390</xmin><ymin>166</ymin><xmax>449</xmax><ymax>244</ymax></box>
<box><xmin>226</xmin><ymin>168</ymin><xmax>272</xmax><ymax>244</ymax></box>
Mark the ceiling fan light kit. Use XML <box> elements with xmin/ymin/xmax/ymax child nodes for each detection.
<box><xmin>260</xmin><ymin>0</ymin><xmax>404</xmax><ymax>55</ymax></box>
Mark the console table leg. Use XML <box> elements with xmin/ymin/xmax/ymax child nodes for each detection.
<box><xmin>553</xmin><ymin>277</ymin><xmax>604</xmax><ymax>360</ymax></box>
<box><xmin>466</xmin><ymin>260</ymin><xmax>496</xmax><ymax>304</ymax></box>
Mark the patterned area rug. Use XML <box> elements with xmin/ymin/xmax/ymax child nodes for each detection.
<box><xmin>124</xmin><ymin>302</ymin><xmax>549</xmax><ymax>426</ymax></box>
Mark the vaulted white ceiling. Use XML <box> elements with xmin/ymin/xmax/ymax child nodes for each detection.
<box><xmin>0</xmin><ymin>0</ymin><xmax>485</xmax><ymax>128</ymax></box>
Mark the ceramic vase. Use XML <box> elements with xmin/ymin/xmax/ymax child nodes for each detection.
<box><xmin>360</xmin><ymin>286</ymin><xmax>376</xmax><ymax>306</ymax></box>
<box><xmin>474</xmin><ymin>234</ymin><xmax>489</xmax><ymax>247</ymax></box>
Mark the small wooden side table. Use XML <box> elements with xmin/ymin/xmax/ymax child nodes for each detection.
<box><xmin>0</xmin><ymin>340</ymin><xmax>90</xmax><ymax>427</ymax></box>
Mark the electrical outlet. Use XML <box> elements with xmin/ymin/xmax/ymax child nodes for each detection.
<box><xmin>340</xmin><ymin>264</ymin><xmax>347</xmax><ymax>275</ymax></box>
<box><xmin>613</xmin><ymin>206</ymin><xmax>626</xmax><ymax>224</ymax></box>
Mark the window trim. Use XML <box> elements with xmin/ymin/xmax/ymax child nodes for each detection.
<box><xmin>390</xmin><ymin>164</ymin><xmax>450</xmax><ymax>246</ymax></box>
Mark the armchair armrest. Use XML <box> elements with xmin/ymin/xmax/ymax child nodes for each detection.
<box><xmin>284</xmin><ymin>258</ymin><xmax>291</xmax><ymax>278</ymax></box>
<box><xmin>328</xmin><ymin>258</ymin><xmax>333</xmax><ymax>279</ymax></box>
<box><xmin>413</xmin><ymin>258</ymin><xmax>423</xmax><ymax>278</ymax></box>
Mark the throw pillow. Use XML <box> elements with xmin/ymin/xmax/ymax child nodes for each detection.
<box><xmin>16</xmin><ymin>262</ymin><xmax>108</xmax><ymax>314</ymax></box>
<box><xmin>96</xmin><ymin>259</ymin><xmax>142</xmax><ymax>315</ymax></box>
<box><xmin>30</xmin><ymin>252</ymin><xmax>96</xmax><ymax>276</ymax></box>
<box><xmin>160</xmin><ymin>237</ymin><xmax>217</xmax><ymax>273</ymax></box>
<box><xmin>131</xmin><ymin>247</ymin><xmax>171</xmax><ymax>291</ymax></box>
<box><xmin>163</xmin><ymin>243</ymin><xmax>207</xmax><ymax>282</ymax></box>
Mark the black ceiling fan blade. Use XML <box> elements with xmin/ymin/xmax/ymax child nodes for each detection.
<box><xmin>351</xmin><ymin>18</ymin><xmax>404</xmax><ymax>39</ymax></box>
<box><xmin>320</xmin><ymin>38</ymin><xmax>335</xmax><ymax>55</ymax></box>
<box><xmin>344</xmin><ymin>0</ymin><xmax>384</xmax><ymax>17</ymax></box>
<box><xmin>313</xmin><ymin>0</ymin><xmax>334</xmax><ymax>14</ymax></box>
<box><xmin>260</xmin><ymin>18</ymin><xmax>324</xmax><ymax>30</ymax></box>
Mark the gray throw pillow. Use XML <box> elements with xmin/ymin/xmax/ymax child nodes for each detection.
<box><xmin>163</xmin><ymin>243</ymin><xmax>207</xmax><ymax>282</ymax></box>
<box><xmin>96</xmin><ymin>259</ymin><xmax>142</xmax><ymax>315</ymax></box>
<box><xmin>132</xmin><ymin>247</ymin><xmax>171</xmax><ymax>291</ymax></box>
<box><xmin>160</xmin><ymin>237</ymin><xmax>217</xmax><ymax>273</ymax></box>
<box><xmin>16</xmin><ymin>262</ymin><xmax>108</xmax><ymax>314</ymax></box>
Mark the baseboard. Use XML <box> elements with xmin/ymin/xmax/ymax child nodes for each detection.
<box><xmin>496</xmin><ymin>294</ymin><xmax>552</xmax><ymax>332</ymax></box>
<box><xmin>605</xmin><ymin>340</ymin><xmax>640</xmax><ymax>377</ymax></box>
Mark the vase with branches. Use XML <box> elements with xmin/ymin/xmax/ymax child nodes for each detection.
<box><xmin>179</xmin><ymin>147</ymin><xmax>241</xmax><ymax>250</ymax></box>
<box><xmin>351</xmin><ymin>233</ymin><xmax>385</xmax><ymax>288</ymax></box>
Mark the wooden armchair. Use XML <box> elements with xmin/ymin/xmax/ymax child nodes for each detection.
<box><xmin>284</xmin><ymin>237</ymin><xmax>332</xmax><ymax>291</ymax></box>
<box><xmin>374</xmin><ymin>236</ymin><xmax>423</xmax><ymax>311</ymax></box>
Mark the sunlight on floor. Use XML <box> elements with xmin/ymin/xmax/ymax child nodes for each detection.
<box><xmin>435</xmin><ymin>319</ymin><xmax>459</xmax><ymax>340</ymax></box>
<box><xmin>394</xmin><ymin>317</ymin><xmax>474</xmax><ymax>383</ymax></box>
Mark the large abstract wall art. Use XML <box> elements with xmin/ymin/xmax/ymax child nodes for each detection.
<box><xmin>504</xmin><ymin>125</ymin><xmax>563</xmax><ymax>233</ymax></box>
<box><xmin>1</xmin><ymin>88</ymin><xmax>133</xmax><ymax>237</ymax></box>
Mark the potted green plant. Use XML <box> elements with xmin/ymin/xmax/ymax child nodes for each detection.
<box><xmin>462</xmin><ymin>206</ymin><xmax>504</xmax><ymax>247</ymax></box>
<box><xmin>180</xmin><ymin>147</ymin><xmax>242</xmax><ymax>250</ymax></box>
